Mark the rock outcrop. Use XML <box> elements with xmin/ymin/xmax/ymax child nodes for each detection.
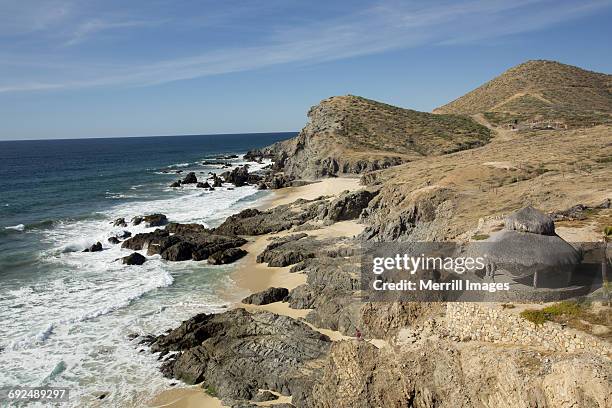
<box><xmin>132</xmin><ymin>214</ymin><xmax>168</xmax><ymax>227</ymax></box>
<box><xmin>213</xmin><ymin>198</ymin><xmax>324</xmax><ymax>236</ymax></box>
<box><xmin>208</xmin><ymin>247</ymin><xmax>247</xmax><ymax>265</ymax></box>
<box><xmin>221</xmin><ymin>165</ymin><xmax>262</xmax><ymax>187</ymax></box>
<box><xmin>121</xmin><ymin>225</ymin><xmax>246</xmax><ymax>262</ymax></box>
<box><xmin>150</xmin><ymin>309</ymin><xmax>330</xmax><ymax>404</ymax></box>
<box><xmin>242</xmin><ymin>287</ymin><xmax>289</xmax><ymax>305</ymax></box>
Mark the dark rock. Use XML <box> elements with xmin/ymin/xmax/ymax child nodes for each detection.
<box><xmin>196</xmin><ymin>182</ymin><xmax>211</xmax><ymax>189</ymax></box>
<box><xmin>117</xmin><ymin>230</ymin><xmax>132</xmax><ymax>239</ymax></box>
<box><xmin>214</xmin><ymin>198</ymin><xmax>325</xmax><ymax>236</ymax></box>
<box><xmin>242</xmin><ymin>287</ymin><xmax>289</xmax><ymax>305</ymax></box>
<box><xmin>169</xmin><ymin>181</ymin><xmax>182</xmax><ymax>188</ymax></box>
<box><xmin>165</xmin><ymin>223</ymin><xmax>210</xmax><ymax>235</ymax></box>
<box><xmin>83</xmin><ymin>242</ymin><xmax>103</xmax><ymax>252</ymax></box>
<box><xmin>504</xmin><ymin>206</ymin><xmax>555</xmax><ymax>235</ymax></box>
<box><xmin>143</xmin><ymin>214</ymin><xmax>168</xmax><ymax>227</ymax></box>
<box><xmin>112</xmin><ymin>217</ymin><xmax>127</xmax><ymax>227</ymax></box>
<box><xmin>122</xmin><ymin>252</ymin><xmax>146</xmax><ymax>265</ymax></box>
<box><xmin>208</xmin><ymin>248</ymin><xmax>247</xmax><ymax>265</ymax></box>
<box><xmin>122</xmin><ymin>229</ymin><xmax>169</xmax><ymax>250</ymax></box>
<box><xmin>108</xmin><ymin>236</ymin><xmax>121</xmax><ymax>244</ymax></box>
<box><xmin>161</xmin><ymin>242</ymin><xmax>194</xmax><ymax>261</ymax></box>
<box><xmin>256</xmin><ymin>234</ymin><xmax>318</xmax><ymax>267</ymax></box>
<box><xmin>145</xmin><ymin>234</ymin><xmax>183</xmax><ymax>257</ymax></box>
<box><xmin>182</xmin><ymin>172</ymin><xmax>198</xmax><ymax>184</ymax></box>
<box><xmin>212</xmin><ymin>174</ymin><xmax>223</xmax><ymax>187</ymax></box>
<box><xmin>222</xmin><ymin>166</ymin><xmax>250</xmax><ymax>187</ymax></box>
<box><xmin>150</xmin><ymin>309</ymin><xmax>330</xmax><ymax>403</ymax></box>
<box><xmin>123</xmin><ymin>224</ymin><xmax>246</xmax><ymax>262</ymax></box>
<box><xmin>132</xmin><ymin>216</ymin><xmax>143</xmax><ymax>226</ymax></box>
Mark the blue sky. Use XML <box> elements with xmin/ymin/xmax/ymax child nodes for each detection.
<box><xmin>1</xmin><ymin>0</ymin><xmax>611</xmax><ymax>140</ymax></box>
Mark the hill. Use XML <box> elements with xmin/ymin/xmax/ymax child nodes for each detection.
<box><xmin>435</xmin><ymin>60</ymin><xmax>612</xmax><ymax>128</ymax></box>
<box><xmin>249</xmin><ymin>95</ymin><xmax>491</xmax><ymax>179</ymax></box>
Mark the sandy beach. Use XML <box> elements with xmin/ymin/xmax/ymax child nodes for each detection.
<box><xmin>148</xmin><ymin>177</ymin><xmax>364</xmax><ymax>407</ymax></box>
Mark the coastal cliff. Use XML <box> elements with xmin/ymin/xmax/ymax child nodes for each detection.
<box><xmin>247</xmin><ymin>95</ymin><xmax>491</xmax><ymax>179</ymax></box>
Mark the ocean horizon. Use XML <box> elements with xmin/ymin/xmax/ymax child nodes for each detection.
<box><xmin>0</xmin><ymin>131</ymin><xmax>294</xmax><ymax>406</ymax></box>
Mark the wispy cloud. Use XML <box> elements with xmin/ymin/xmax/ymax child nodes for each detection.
<box><xmin>62</xmin><ymin>19</ymin><xmax>156</xmax><ymax>46</ymax></box>
<box><xmin>0</xmin><ymin>0</ymin><xmax>610</xmax><ymax>93</ymax></box>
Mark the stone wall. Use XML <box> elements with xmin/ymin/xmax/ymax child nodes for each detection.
<box><xmin>446</xmin><ymin>303</ymin><xmax>611</xmax><ymax>356</ymax></box>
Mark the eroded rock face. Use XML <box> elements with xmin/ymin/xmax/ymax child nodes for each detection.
<box><xmin>505</xmin><ymin>205</ymin><xmax>555</xmax><ymax>235</ymax></box>
<box><xmin>242</xmin><ymin>287</ymin><xmax>289</xmax><ymax>305</ymax></box>
<box><xmin>319</xmin><ymin>189</ymin><xmax>378</xmax><ymax>221</ymax></box>
<box><xmin>150</xmin><ymin>309</ymin><xmax>331</xmax><ymax>403</ymax></box>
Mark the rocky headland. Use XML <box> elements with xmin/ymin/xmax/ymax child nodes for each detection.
<box><xmin>144</xmin><ymin>60</ymin><xmax>611</xmax><ymax>408</ymax></box>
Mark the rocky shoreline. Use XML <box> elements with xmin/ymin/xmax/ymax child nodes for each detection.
<box><xmin>139</xmin><ymin>179</ymin><xmax>610</xmax><ymax>408</ymax></box>
<box><xmin>142</xmin><ymin>60</ymin><xmax>610</xmax><ymax>407</ymax></box>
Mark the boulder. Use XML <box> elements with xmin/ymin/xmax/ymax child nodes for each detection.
<box><xmin>504</xmin><ymin>206</ymin><xmax>555</xmax><ymax>235</ymax></box>
<box><xmin>161</xmin><ymin>242</ymin><xmax>194</xmax><ymax>261</ymax></box>
<box><xmin>222</xmin><ymin>166</ymin><xmax>249</xmax><ymax>187</ymax></box>
<box><xmin>208</xmin><ymin>248</ymin><xmax>247</xmax><ymax>265</ymax></box>
<box><xmin>132</xmin><ymin>216</ymin><xmax>144</xmax><ymax>226</ymax></box>
<box><xmin>117</xmin><ymin>230</ymin><xmax>132</xmax><ymax>239</ymax></box>
<box><xmin>122</xmin><ymin>252</ymin><xmax>146</xmax><ymax>265</ymax></box>
<box><xmin>143</xmin><ymin>214</ymin><xmax>168</xmax><ymax>227</ymax></box>
<box><xmin>108</xmin><ymin>236</ymin><xmax>121</xmax><ymax>244</ymax></box>
<box><xmin>212</xmin><ymin>174</ymin><xmax>223</xmax><ymax>187</ymax></box>
<box><xmin>242</xmin><ymin>287</ymin><xmax>289</xmax><ymax>305</ymax></box>
<box><xmin>113</xmin><ymin>217</ymin><xmax>127</xmax><ymax>227</ymax></box>
<box><xmin>169</xmin><ymin>181</ymin><xmax>182</xmax><ymax>188</ymax></box>
<box><xmin>122</xmin><ymin>229</ymin><xmax>169</xmax><ymax>251</ymax></box>
<box><xmin>83</xmin><ymin>242</ymin><xmax>103</xmax><ymax>252</ymax></box>
<box><xmin>196</xmin><ymin>182</ymin><xmax>211</xmax><ymax>189</ymax></box>
<box><xmin>182</xmin><ymin>172</ymin><xmax>198</xmax><ymax>184</ymax></box>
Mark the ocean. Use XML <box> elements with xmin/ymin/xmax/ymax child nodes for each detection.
<box><xmin>0</xmin><ymin>132</ymin><xmax>293</xmax><ymax>406</ymax></box>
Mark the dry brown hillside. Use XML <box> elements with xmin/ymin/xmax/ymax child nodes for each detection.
<box><xmin>435</xmin><ymin>60</ymin><xmax>612</xmax><ymax>128</ymax></box>
<box><xmin>361</xmin><ymin>124</ymin><xmax>612</xmax><ymax>242</ymax></box>
<box><xmin>249</xmin><ymin>95</ymin><xmax>491</xmax><ymax>179</ymax></box>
